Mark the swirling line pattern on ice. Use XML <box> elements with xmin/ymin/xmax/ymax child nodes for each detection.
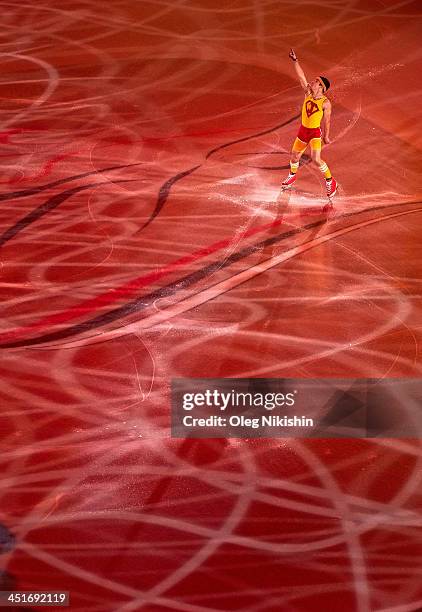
<box><xmin>0</xmin><ymin>1</ymin><xmax>421</xmax><ymax>611</ymax></box>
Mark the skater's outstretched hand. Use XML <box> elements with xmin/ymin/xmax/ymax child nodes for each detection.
<box><xmin>289</xmin><ymin>49</ymin><xmax>308</xmax><ymax>90</ymax></box>
<box><xmin>289</xmin><ymin>48</ymin><xmax>297</xmax><ymax>62</ymax></box>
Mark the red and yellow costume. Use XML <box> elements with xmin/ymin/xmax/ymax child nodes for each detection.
<box><xmin>293</xmin><ymin>93</ymin><xmax>327</xmax><ymax>152</ymax></box>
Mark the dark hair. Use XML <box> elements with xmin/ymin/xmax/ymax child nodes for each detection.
<box><xmin>319</xmin><ymin>76</ymin><xmax>330</xmax><ymax>92</ymax></box>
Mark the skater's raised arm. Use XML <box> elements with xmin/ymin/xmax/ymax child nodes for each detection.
<box><xmin>322</xmin><ymin>99</ymin><xmax>332</xmax><ymax>144</ymax></box>
<box><xmin>289</xmin><ymin>49</ymin><xmax>309</xmax><ymax>92</ymax></box>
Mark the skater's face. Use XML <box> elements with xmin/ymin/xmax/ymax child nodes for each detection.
<box><xmin>310</xmin><ymin>78</ymin><xmax>323</xmax><ymax>96</ymax></box>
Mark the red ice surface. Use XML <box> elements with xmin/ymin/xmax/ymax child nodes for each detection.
<box><xmin>0</xmin><ymin>1</ymin><xmax>421</xmax><ymax>611</ymax></box>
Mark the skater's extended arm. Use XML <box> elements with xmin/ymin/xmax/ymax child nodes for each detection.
<box><xmin>289</xmin><ymin>49</ymin><xmax>309</xmax><ymax>91</ymax></box>
<box><xmin>322</xmin><ymin>99</ymin><xmax>332</xmax><ymax>144</ymax></box>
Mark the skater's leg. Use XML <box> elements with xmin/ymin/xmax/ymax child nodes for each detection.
<box><xmin>282</xmin><ymin>139</ymin><xmax>306</xmax><ymax>187</ymax></box>
<box><xmin>310</xmin><ymin>142</ymin><xmax>337</xmax><ymax>198</ymax></box>
<box><xmin>291</xmin><ymin>138</ymin><xmax>306</xmax><ymax>173</ymax></box>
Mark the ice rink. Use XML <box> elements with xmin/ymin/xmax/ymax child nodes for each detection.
<box><xmin>0</xmin><ymin>1</ymin><xmax>421</xmax><ymax>610</ymax></box>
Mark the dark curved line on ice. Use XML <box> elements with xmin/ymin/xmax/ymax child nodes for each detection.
<box><xmin>138</xmin><ymin>164</ymin><xmax>201</xmax><ymax>232</ymax></box>
<box><xmin>138</xmin><ymin>114</ymin><xmax>300</xmax><ymax>233</ymax></box>
<box><xmin>0</xmin><ymin>180</ymin><xmax>136</xmax><ymax>248</ymax></box>
<box><xmin>0</xmin><ymin>163</ymin><xmax>143</xmax><ymax>203</ymax></box>
<box><xmin>205</xmin><ymin>114</ymin><xmax>300</xmax><ymax>159</ymax></box>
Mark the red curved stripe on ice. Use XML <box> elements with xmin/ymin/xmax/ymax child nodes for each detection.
<box><xmin>0</xmin><ymin>217</ymin><xmax>284</xmax><ymax>343</ymax></box>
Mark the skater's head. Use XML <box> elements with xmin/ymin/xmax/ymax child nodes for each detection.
<box><xmin>310</xmin><ymin>76</ymin><xmax>330</xmax><ymax>97</ymax></box>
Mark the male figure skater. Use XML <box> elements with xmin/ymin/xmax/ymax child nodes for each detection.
<box><xmin>282</xmin><ymin>49</ymin><xmax>337</xmax><ymax>198</ymax></box>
